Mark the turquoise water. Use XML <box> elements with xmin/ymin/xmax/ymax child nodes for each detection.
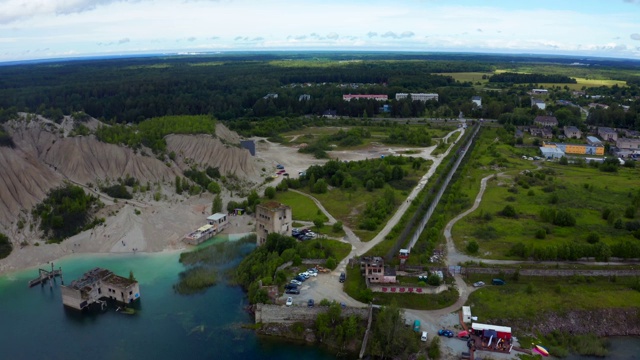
<box><xmin>0</xmin><ymin>241</ymin><xmax>336</xmax><ymax>360</ymax></box>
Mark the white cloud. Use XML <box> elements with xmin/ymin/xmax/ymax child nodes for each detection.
<box><xmin>326</xmin><ymin>32</ymin><xmax>339</xmax><ymax>40</ymax></box>
<box><xmin>631</xmin><ymin>33</ymin><xmax>640</xmax><ymax>40</ymax></box>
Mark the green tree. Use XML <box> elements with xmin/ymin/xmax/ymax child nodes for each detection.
<box><xmin>500</xmin><ymin>205</ymin><xmax>517</xmax><ymax>218</ymax></box>
<box><xmin>332</xmin><ymin>221</ymin><xmax>343</xmax><ymax>232</ymax></box>
<box><xmin>207</xmin><ymin>181</ymin><xmax>221</xmax><ymax>194</ymax></box>
<box><xmin>175</xmin><ymin>176</ymin><xmax>182</xmax><ymax>194</ymax></box>
<box><xmin>325</xmin><ymin>257</ymin><xmax>337</xmax><ymax>269</ymax></box>
<box><xmin>428</xmin><ymin>336</ymin><xmax>441</xmax><ymax>360</ymax></box>
<box><xmin>0</xmin><ymin>233</ymin><xmax>12</xmax><ymax>259</ymax></box>
<box><xmin>314</xmin><ymin>218</ymin><xmax>325</xmax><ymax>229</ymax></box>
<box><xmin>264</xmin><ymin>186</ymin><xmax>276</xmax><ymax>199</ymax></box>
<box><xmin>212</xmin><ymin>194</ymin><xmax>223</xmax><ymax>213</ymax></box>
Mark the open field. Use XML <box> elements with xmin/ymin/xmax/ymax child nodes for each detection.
<box><xmin>452</xmin><ymin>163</ymin><xmax>640</xmax><ymax>259</ymax></box>
<box><xmin>436</xmin><ymin>72</ymin><xmax>493</xmax><ymax>84</ymax></box>
<box><xmin>272</xmin><ymin>190</ymin><xmax>328</xmax><ymax>222</ymax></box>
<box><xmin>466</xmin><ymin>275</ymin><xmax>640</xmax><ymax>322</ymax></box>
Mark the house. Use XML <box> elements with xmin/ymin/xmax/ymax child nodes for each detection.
<box><xmin>616</xmin><ymin>138</ymin><xmax>640</xmax><ymax>151</ymax></box>
<box><xmin>343</xmin><ymin>94</ymin><xmax>388</xmax><ymax>101</ymax></box>
<box><xmin>263</xmin><ymin>93</ymin><xmax>278</xmax><ymax>99</ymax></box>
<box><xmin>531</xmin><ymin>98</ymin><xmax>546</xmax><ymax>110</ymax></box>
<box><xmin>531</xmin><ymin>89</ymin><xmax>549</xmax><ymax>95</ymax></box>
<box><xmin>61</xmin><ymin>268</ymin><xmax>140</xmax><ymax>310</ymax></box>
<box><xmin>586</xmin><ymin>136</ymin><xmax>602</xmax><ymax>146</ymax></box>
<box><xmin>395</xmin><ymin>93</ymin><xmax>439</xmax><ymax>102</ymax></box>
<box><xmin>298</xmin><ymin>94</ymin><xmax>311</xmax><ymax>101</ymax></box>
<box><xmin>207</xmin><ymin>212</ymin><xmax>229</xmax><ymax>228</ymax></box>
<box><xmin>598</xmin><ymin>127</ymin><xmax>618</xmax><ymax>142</ymax></box>
<box><xmin>530</xmin><ymin>127</ymin><xmax>553</xmax><ymax>139</ymax></box>
<box><xmin>622</xmin><ymin>129</ymin><xmax>640</xmax><ymax>138</ymax></box>
<box><xmin>472</xmin><ymin>96</ymin><xmax>482</xmax><ymax>108</ymax></box>
<box><xmin>564</xmin><ymin>126</ymin><xmax>582</xmax><ymax>139</ymax></box>
<box><xmin>361</xmin><ymin>257</ymin><xmax>397</xmax><ymax>284</ymax></box>
<box><xmin>534</xmin><ymin>116</ymin><xmax>558</xmax><ymax>127</ymax></box>
<box><xmin>255</xmin><ymin>202</ymin><xmax>292</xmax><ymax>246</ymax></box>
<box><xmin>588</xmin><ymin>103</ymin><xmax>609</xmax><ymax>110</ymax></box>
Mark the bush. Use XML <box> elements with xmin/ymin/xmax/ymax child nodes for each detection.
<box><xmin>313</xmin><ymin>218</ymin><xmax>325</xmax><ymax>229</ymax></box>
<box><xmin>264</xmin><ymin>186</ymin><xmax>276</xmax><ymax>199</ymax></box>
<box><xmin>101</xmin><ymin>184</ymin><xmax>133</xmax><ymax>199</ymax></box>
<box><xmin>586</xmin><ymin>233</ymin><xmax>600</xmax><ymax>244</ymax></box>
<box><xmin>500</xmin><ymin>205</ymin><xmax>517</xmax><ymax>218</ymax></box>
<box><xmin>553</xmin><ymin>210</ymin><xmax>576</xmax><ymax>227</ymax></box>
<box><xmin>535</xmin><ymin>229</ymin><xmax>547</xmax><ymax>239</ymax></box>
<box><xmin>466</xmin><ymin>240</ymin><xmax>479</xmax><ymax>254</ymax></box>
<box><xmin>325</xmin><ymin>257</ymin><xmax>337</xmax><ymax>270</ymax></box>
<box><xmin>428</xmin><ymin>336</ymin><xmax>441</xmax><ymax>360</ymax></box>
<box><xmin>0</xmin><ymin>233</ymin><xmax>12</xmax><ymax>259</ymax></box>
<box><xmin>625</xmin><ymin>206</ymin><xmax>637</xmax><ymax>219</ymax></box>
<box><xmin>332</xmin><ymin>221</ymin><xmax>343</xmax><ymax>232</ymax></box>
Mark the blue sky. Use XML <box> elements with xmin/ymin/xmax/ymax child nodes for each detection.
<box><xmin>1</xmin><ymin>0</ymin><xmax>640</xmax><ymax>62</ymax></box>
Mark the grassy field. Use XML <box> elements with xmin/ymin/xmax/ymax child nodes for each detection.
<box><xmin>466</xmin><ymin>275</ymin><xmax>640</xmax><ymax>322</ymax></box>
<box><xmin>436</xmin><ymin>72</ymin><xmax>492</xmax><ymax>84</ymax></box>
<box><xmin>452</xmin><ymin>163</ymin><xmax>640</xmax><ymax>259</ymax></box>
<box><xmin>272</xmin><ymin>190</ymin><xmax>329</xmax><ymax>222</ymax></box>
<box><xmin>306</xmin><ymin>160</ymin><xmax>430</xmax><ymax>242</ymax></box>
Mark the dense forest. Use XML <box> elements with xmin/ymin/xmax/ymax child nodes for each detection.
<box><xmin>0</xmin><ymin>52</ymin><xmax>638</xmax><ymax>130</ymax></box>
<box><xmin>489</xmin><ymin>72</ymin><xmax>577</xmax><ymax>84</ymax></box>
<box><xmin>0</xmin><ymin>54</ymin><xmax>487</xmax><ymax>123</ymax></box>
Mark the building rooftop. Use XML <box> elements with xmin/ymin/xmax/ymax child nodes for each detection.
<box><xmin>258</xmin><ymin>201</ymin><xmax>289</xmax><ymax>210</ymax></box>
<box><xmin>599</xmin><ymin>127</ymin><xmax>617</xmax><ymax>133</ymax></box>
<box><xmin>68</xmin><ymin>267</ymin><xmax>136</xmax><ymax>291</ymax></box>
<box><xmin>384</xmin><ymin>267</ymin><xmax>397</xmax><ymax>276</ymax></box>
<box><xmin>207</xmin><ymin>213</ymin><xmax>227</xmax><ymax>221</ymax></box>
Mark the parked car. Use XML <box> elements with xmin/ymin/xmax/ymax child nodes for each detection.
<box><xmin>286</xmin><ymin>297</ymin><xmax>293</xmax><ymax>306</ymax></box>
<box><xmin>285</xmin><ymin>283</ymin><xmax>298</xmax><ymax>290</ymax></box>
<box><xmin>438</xmin><ymin>329</ymin><xmax>454</xmax><ymax>338</ymax></box>
<box><xmin>413</xmin><ymin>320</ymin><xmax>421</xmax><ymax>332</ymax></box>
<box><xmin>308</xmin><ymin>299</ymin><xmax>314</xmax><ymax>307</ymax></box>
<box><xmin>473</xmin><ymin>281</ymin><xmax>485</xmax><ymax>287</ymax></box>
<box><xmin>339</xmin><ymin>272</ymin><xmax>346</xmax><ymax>283</ymax></box>
<box><xmin>421</xmin><ymin>331</ymin><xmax>428</xmax><ymax>342</ymax></box>
<box><xmin>290</xmin><ymin>280</ymin><xmax>302</xmax><ymax>286</ymax></box>
<box><xmin>307</xmin><ymin>272</ymin><xmax>317</xmax><ymax>277</ymax></box>
<box><xmin>492</xmin><ymin>278</ymin><xmax>506</xmax><ymax>285</ymax></box>
<box><xmin>276</xmin><ymin>164</ymin><xmax>284</xmax><ymax>169</ymax></box>
<box><xmin>286</xmin><ymin>288</ymin><xmax>300</xmax><ymax>295</ymax></box>
<box><xmin>307</xmin><ymin>268</ymin><xmax>318</xmax><ymax>274</ymax></box>
<box><xmin>299</xmin><ymin>272</ymin><xmax>310</xmax><ymax>278</ymax></box>
<box><xmin>295</xmin><ymin>275</ymin><xmax>306</xmax><ymax>282</ymax></box>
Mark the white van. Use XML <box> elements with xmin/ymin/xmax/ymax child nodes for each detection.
<box><xmin>421</xmin><ymin>331</ymin><xmax>428</xmax><ymax>342</ymax></box>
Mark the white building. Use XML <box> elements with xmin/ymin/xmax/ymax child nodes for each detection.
<box><xmin>532</xmin><ymin>89</ymin><xmax>549</xmax><ymax>95</ymax></box>
<box><xmin>395</xmin><ymin>93</ymin><xmax>439</xmax><ymax>102</ymax></box>
<box><xmin>472</xmin><ymin>96</ymin><xmax>482</xmax><ymax>108</ymax></box>
<box><xmin>61</xmin><ymin>268</ymin><xmax>140</xmax><ymax>311</ymax></box>
<box><xmin>531</xmin><ymin>98</ymin><xmax>546</xmax><ymax>110</ymax></box>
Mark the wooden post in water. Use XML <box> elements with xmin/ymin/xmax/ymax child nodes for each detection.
<box><xmin>60</xmin><ymin>267</ymin><xmax>64</xmax><ymax>285</ymax></box>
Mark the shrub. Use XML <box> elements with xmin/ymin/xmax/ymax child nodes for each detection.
<box><xmin>325</xmin><ymin>257</ymin><xmax>337</xmax><ymax>270</ymax></box>
<box><xmin>553</xmin><ymin>210</ymin><xmax>576</xmax><ymax>227</ymax></box>
<box><xmin>601</xmin><ymin>208</ymin><xmax>612</xmax><ymax>220</ymax></box>
<box><xmin>428</xmin><ymin>336</ymin><xmax>441</xmax><ymax>360</ymax></box>
<box><xmin>466</xmin><ymin>240</ymin><xmax>479</xmax><ymax>254</ymax></box>
<box><xmin>500</xmin><ymin>205</ymin><xmax>517</xmax><ymax>218</ymax></box>
<box><xmin>535</xmin><ymin>229</ymin><xmax>547</xmax><ymax>239</ymax></box>
<box><xmin>527</xmin><ymin>190</ymin><xmax>535</xmax><ymax>196</ymax></box>
<box><xmin>0</xmin><ymin>233</ymin><xmax>12</xmax><ymax>259</ymax></box>
<box><xmin>264</xmin><ymin>186</ymin><xmax>276</xmax><ymax>199</ymax></box>
<box><xmin>625</xmin><ymin>206</ymin><xmax>637</xmax><ymax>219</ymax></box>
<box><xmin>549</xmin><ymin>193</ymin><xmax>559</xmax><ymax>204</ymax></box>
<box><xmin>332</xmin><ymin>221</ymin><xmax>343</xmax><ymax>232</ymax></box>
<box><xmin>586</xmin><ymin>233</ymin><xmax>600</xmax><ymax>244</ymax></box>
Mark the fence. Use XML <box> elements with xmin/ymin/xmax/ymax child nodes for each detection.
<box><xmin>385</xmin><ymin>123</ymin><xmax>482</xmax><ymax>260</ymax></box>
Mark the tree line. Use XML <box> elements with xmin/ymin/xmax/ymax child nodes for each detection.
<box><xmin>489</xmin><ymin>72</ymin><xmax>577</xmax><ymax>84</ymax></box>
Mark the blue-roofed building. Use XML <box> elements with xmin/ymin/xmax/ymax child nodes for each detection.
<box><xmin>540</xmin><ymin>147</ymin><xmax>564</xmax><ymax>159</ymax></box>
<box><xmin>586</xmin><ymin>136</ymin><xmax>602</xmax><ymax>146</ymax></box>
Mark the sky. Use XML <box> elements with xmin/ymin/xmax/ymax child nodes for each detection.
<box><xmin>1</xmin><ymin>0</ymin><xmax>640</xmax><ymax>62</ymax></box>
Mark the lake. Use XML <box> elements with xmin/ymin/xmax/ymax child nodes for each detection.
<box><xmin>0</xmin><ymin>236</ymin><xmax>336</xmax><ymax>360</ymax></box>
